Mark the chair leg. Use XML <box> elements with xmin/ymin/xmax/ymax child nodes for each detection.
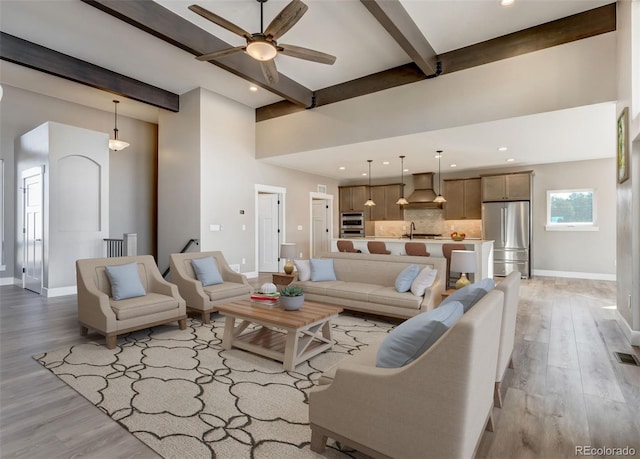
<box><xmin>178</xmin><ymin>318</ymin><xmax>187</xmax><ymax>330</ymax></box>
<box><xmin>508</xmin><ymin>355</ymin><xmax>515</xmax><ymax>369</ymax></box>
<box><xmin>105</xmin><ymin>335</ymin><xmax>117</xmax><ymax>349</ymax></box>
<box><xmin>310</xmin><ymin>428</ymin><xmax>327</xmax><ymax>453</ymax></box>
<box><xmin>494</xmin><ymin>381</ymin><xmax>503</xmax><ymax>408</ymax></box>
<box><xmin>202</xmin><ymin>312</ymin><xmax>211</xmax><ymax>325</ymax></box>
<box><xmin>80</xmin><ymin>325</ymin><xmax>89</xmax><ymax>336</ymax></box>
<box><xmin>485</xmin><ymin>411</ymin><xmax>495</xmax><ymax>432</ymax></box>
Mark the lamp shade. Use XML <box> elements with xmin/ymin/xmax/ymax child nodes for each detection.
<box><xmin>280</xmin><ymin>243</ymin><xmax>297</xmax><ymax>259</ymax></box>
<box><xmin>450</xmin><ymin>250</ymin><xmax>477</xmax><ymax>274</ymax></box>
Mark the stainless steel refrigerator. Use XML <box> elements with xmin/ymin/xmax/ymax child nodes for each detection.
<box><xmin>482</xmin><ymin>201</ymin><xmax>530</xmax><ymax>278</ymax></box>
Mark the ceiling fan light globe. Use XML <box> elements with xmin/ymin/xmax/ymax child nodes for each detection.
<box><xmin>246</xmin><ymin>41</ymin><xmax>277</xmax><ymax>61</ymax></box>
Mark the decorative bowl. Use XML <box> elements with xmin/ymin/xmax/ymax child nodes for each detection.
<box><xmin>451</xmin><ymin>235</ymin><xmax>466</xmax><ymax>241</ymax></box>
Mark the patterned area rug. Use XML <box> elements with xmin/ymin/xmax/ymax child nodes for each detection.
<box><xmin>34</xmin><ymin>314</ymin><xmax>393</xmax><ymax>458</ymax></box>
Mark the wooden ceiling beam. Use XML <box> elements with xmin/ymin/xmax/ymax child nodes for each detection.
<box><xmin>257</xmin><ymin>3</ymin><xmax>616</xmax><ymax>122</ymax></box>
<box><xmin>82</xmin><ymin>0</ymin><xmax>313</xmax><ymax>107</ymax></box>
<box><xmin>0</xmin><ymin>32</ymin><xmax>180</xmax><ymax>111</ymax></box>
<box><xmin>360</xmin><ymin>0</ymin><xmax>438</xmax><ymax>76</ymax></box>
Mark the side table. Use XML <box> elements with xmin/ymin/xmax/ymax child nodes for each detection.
<box><xmin>272</xmin><ymin>272</ymin><xmax>295</xmax><ymax>286</ymax></box>
<box><xmin>441</xmin><ymin>289</ymin><xmax>457</xmax><ymax>299</ymax></box>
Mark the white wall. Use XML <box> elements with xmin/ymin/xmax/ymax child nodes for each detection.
<box><xmin>0</xmin><ymin>85</ymin><xmax>157</xmax><ymax>283</ymax></box>
<box><xmin>256</xmin><ymin>33</ymin><xmax>617</xmax><ymax>158</ymax></box>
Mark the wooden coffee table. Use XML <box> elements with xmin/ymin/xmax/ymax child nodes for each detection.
<box><xmin>216</xmin><ymin>300</ymin><xmax>343</xmax><ymax>371</ymax></box>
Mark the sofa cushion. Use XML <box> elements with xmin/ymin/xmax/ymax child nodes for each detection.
<box><xmin>203</xmin><ymin>282</ymin><xmax>251</xmax><ymax>302</ymax></box>
<box><xmin>376</xmin><ymin>301</ymin><xmax>464</xmax><ymax>368</ymax></box>
<box><xmin>310</xmin><ymin>258</ymin><xmax>337</xmax><ymax>282</ymax></box>
<box><xmin>191</xmin><ymin>256</ymin><xmax>224</xmax><ymax>286</ymax></box>
<box><xmin>395</xmin><ymin>264</ymin><xmax>420</xmax><ymax>293</ymax></box>
<box><xmin>441</xmin><ymin>278</ymin><xmax>495</xmax><ymax>313</ymax></box>
<box><xmin>295</xmin><ymin>280</ymin><xmax>345</xmax><ymax>296</ymax></box>
<box><xmin>324</xmin><ymin>282</ymin><xmax>381</xmax><ymax>302</ymax></box>
<box><xmin>105</xmin><ymin>262</ymin><xmax>146</xmax><ymax>300</ymax></box>
<box><xmin>294</xmin><ymin>259</ymin><xmax>311</xmax><ymax>281</ymax></box>
<box><xmin>410</xmin><ymin>266</ymin><xmax>438</xmax><ymax>297</ymax></box>
<box><xmin>110</xmin><ymin>292</ymin><xmax>178</xmax><ymax>320</ymax></box>
<box><xmin>367</xmin><ymin>287</ymin><xmax>423</xmax><ymax>310</ymax></box>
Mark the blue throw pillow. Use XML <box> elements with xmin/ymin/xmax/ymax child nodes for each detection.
<box><xmin>105</xmin><ymin>262</ymin><xmax>146</xmax><ymax>301</ymax></box>
<box><xmin>395</xmin><ymin>264</ymin><xmax>420</xmax><ymax>293</ymax></box>
<box><xmin>376</xmin><ymin>301</ymin><xmax>464</xmax><ymax>368</ymax></box>
<box><xmin>441</xmin><ymin>278</ymin><xmax>495</xmax><ymax>313</ymax></box>
<box><xmin>191</xmin><ymin>256</ymin><xmax>224</xmax><ymax>286</ymax></box>
<box><xmin>310</xmin><ymin>258</ymin><xmax>337</xmax><ymax>282</ymax></box>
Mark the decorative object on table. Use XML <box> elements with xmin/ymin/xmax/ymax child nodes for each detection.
<box><xmin>364</xmin><ymin>159</ymin><xmax>376</xmax><ymax>206</ymax></box>
<box><xmin>450</xmin><ymin>250</ymin><xmax>477</xmax><ymax>289</ymax></box>
<box><xmin>280</xmin><ymin>242</ymin><xmax>297</xmax><ymax>274</ymax></box>
<box><xmin>250</xmin><ymin>290</ymin><xmax>280</xmax><ymax>307</ymax></box>
<box><xmin>272</xmin><ymin>272</ymin><xmax>296</xmax><ymax>286</ymax></box>
<box><xmin>396</xmin><ymin>155</ymin><xmax>409</xmax><ymax>205</ymax></box>
<box><xmin>108</xmin><ymin>100</ymin><xmax>130</xmax><ymax>151</ymax></box>
<box><xmin>279</xmin><ymin>285</ymin><xmax>304</xmax><ymax>310</ymax></box>
<box><xmin>433</xmin><ymin>150</ymin><xmax>446</xmax><ymax>203</ymax></box>
<box><xmin>617</xmin><ymin>106</ymin><xmax>629</xmax><ymax>184</ymax></box>
<box><xmin>260</xmin><ymin>282</ymin><xmax>277</xmax><ymax>294</ymax></box>
<box><xmin>450</xmin><ymin>231</ymin><xmax>466</xmax><ymax>241</ymax></box>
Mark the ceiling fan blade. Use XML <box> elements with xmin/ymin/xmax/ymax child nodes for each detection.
<box><xmin>278</xmin><ymin>44</ymin><xmax>336</xmax><ymax>65</ymax></box>
<box><xmin>260</xmin><ymin>59</ymin><xmax>279</xmax><ymax>85</ymax></box>
<box><xmin>189</xmin><ymin>4</ymin><xmax>252</xmax><ymax>40</ymax></box>
<box><xmin>196</xmin><ymin>46</ymin><xmax>245</xmax><ymax>61</ymax></box>
<box><xmin>264</xmin><ymin>0</ymin><xmax>308</xmax><ymax>41</ymax></box>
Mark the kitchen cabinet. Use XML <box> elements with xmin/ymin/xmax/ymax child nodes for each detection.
<box><xmin>443</xmin><ymin>178</ymin><xmax>481</xmax><ymax>220</ymax></box>
<box><xmin>339</xmin><ymin>186</ymin><xmax>368</xmax><ymax>212</ymax></box>
<box><xmin>481</xmin><ymin>172</ymin><xmax>532</xmax><ymax>202</ymax></box>
<box><xmin>369</xmin><ymin>184</ymin><xmax>403</xmax><ymax>220</ymax></box>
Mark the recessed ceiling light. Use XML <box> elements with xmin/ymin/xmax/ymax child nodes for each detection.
<box><xmin>403</xmin><ymin>168</ymin><xmax>409</xmax><ymax>172</ymax></box>
<box><xmin>500</xmin><ymin>0</ymin><xmax>514</xmax><ymax>6</ymax></box>
<box><xmin>450</xmin><ymin>164</ymin><xmax>457</xmax><ymax>168</ymax></box>
<box><xmin>498</xmin><ymin>146</ymin><xmax>508</xmax><ymax>151</ymax></box>
<box><xmin>249</xmin><ymin>86</ymin><xmax>258</xmax><ymax>92</ymax></box>
<box><xmin>338</xmin><ymin>166</ymin><xmax>346</xmax><ymax>170</ymax></box>
<box><xmin>434</xmin><ymin>154</ymin><xmax>442</xmax><ymax>159</ymax></box>
<box><xmin>362</xmin><ymin>172</ymin><xmax>367</xmax><ymax>176</ymax></box>
<box><xmin>382</xmin><ymin>161</ymin><xmax>390</xmax><ymax>165</ymax></box>
<box><xmin>506</xmin><ymin>158</ymin><xmax>515</xmax><ymax>162</ymax></box>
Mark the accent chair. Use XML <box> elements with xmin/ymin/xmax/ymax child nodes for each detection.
<box><xmin>76</xmin><ymin>255</ymin><xmax>187</xmax><ymax>349</ymax></box>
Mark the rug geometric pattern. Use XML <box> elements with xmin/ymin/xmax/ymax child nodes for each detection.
<box><xmin>34</xmin><ymin>314</ymin><xmax>393</xmax><ymax>458</ymax></box>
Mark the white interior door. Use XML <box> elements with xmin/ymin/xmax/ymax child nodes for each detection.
<box><xmin>23</xmin><ymin>167</ymin><xmax>43</xmax><ymax>294</ymax></box>
<box><xmin>258</xmin><ymin>193</ymin><xmax>279</xmax><ymax>272</ymax></box>
<box><xmin>312</xmin><ymin>199</ymin><xmax>330</xmax><ymax>257</ymax></box>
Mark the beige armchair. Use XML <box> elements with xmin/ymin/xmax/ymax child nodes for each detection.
<box><xmin>169</xmin><ymin>251</ymin><xmax>252</xmax><ymax>324</ymax></box>
<box><xmin>494</xmin><ymin>271</ymin><xmax>521</xmax><ymax>407</ymax></box>
<box><xmin>309</xmin><ymin>289</ymin><xmax>505</xmax><ymax>459</ymax></box>
<box><xmin>76</xmin><ymin>255</ymin><xmax>187</xmax><ymax>349</ymax></box>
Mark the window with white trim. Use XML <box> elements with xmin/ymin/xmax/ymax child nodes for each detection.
<box><xmin>546</xmin><ymin>189</ymin><xmax>598</xmax><ymax>231</ymax></box>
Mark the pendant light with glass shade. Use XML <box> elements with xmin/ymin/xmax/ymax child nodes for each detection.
<box><xmin>109</xmin><ymin>100</ymin><xmax>130</xmax><ymax>151</ymax></box>
<box><xmin>396</xmin><ymin>155</ymin><xmax>409</xmax><ymax>205</ymax></box>
<box><xmin>364</xmin><ymin>160</ymin><xmax>376</xmax><ymax>206</ymax></box>
<box><xmin>433</xmin><ymin>150</ymin><xmax>447</xmax><ymax>203</ymax></box>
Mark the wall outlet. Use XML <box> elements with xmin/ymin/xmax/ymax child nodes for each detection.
<box><xmin>297</xmin><ymin>225</ymin><xmax>303</xmax><ymax>231</ymax></box>
<box><xmin>242</xmin><ymin>224</ymin><xmax>246</xmax><ymax>231</ymax></box>
<box><xmin>241</xmin><ymin>258</ymin><xmax>246</xmax><ymax>265</ymax></box>
<box><xmin>299</xmin><ymin>252</ymin><xmax>303</xmax><ymax>258</ymax></box>
<box><xmin>209</xmin><ymin>224</ymin><xmax>221</xmax><ymax>231</ymax></box>
<box><xmin>402</xmin><ymin>226</ymin><xmax>407</xmax><ymax>230</ymax></box>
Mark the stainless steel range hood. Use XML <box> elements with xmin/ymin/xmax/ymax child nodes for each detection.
<box><xmin>406</xmin><ymin>173</ymin><xmax>443</xmax><ymax>208</ymax></box>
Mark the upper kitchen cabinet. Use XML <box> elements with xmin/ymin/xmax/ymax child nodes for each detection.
<box><xmin>443</xmin><ymin>178</ymin><xmax>482</xmax><ymax>220</ymax></box>
<box><xmin>369</xmin><ymin>184</ymin><xmax>403</xmax><ymax>220</ymax></box>
<box><xmin>481</xmin><ymin>172</ymin><xmax>532</xmax><ymax>202</ymax></box>
<box><xmin>339</xmin><ymin>186</ymin><xmax>368</xmax><ymax>212</ymax></box>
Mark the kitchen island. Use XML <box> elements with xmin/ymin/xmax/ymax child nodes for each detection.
<box><xmin>331</xmin><ymin>237</ymin><xmax>494</xmax><ymax>280</ymax></box>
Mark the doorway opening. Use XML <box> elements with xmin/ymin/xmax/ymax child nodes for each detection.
<box><xmin>255</xmin><ymin>185</ymin><xmax>286</xmax><ymax>273</ymax></box>
<box><xmin>310</xmin><ymin>192</ymin><xmax>334</xmax><ymax>257</ymax></box>
<box><xmin>22</xmin><ymin>166</ymin><xmax>44</xmax><ymax>294</ymax></box>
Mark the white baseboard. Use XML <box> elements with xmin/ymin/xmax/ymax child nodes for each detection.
<box><xmin>43</xmin><ymin>286</ymin><xmax>77</xmax><ymax>297</ymax></box>
<box><xmin>243</xmin><ymin>271</ymin><xmax>259</xmax><ymax>279</ymax></box>
<box><xmin>532</xmin><ymin>269</ymin><xmax>616</xmax><ymax>281</ymax></box>
<box><xmin>616</xmin><ymin>310</ymin><xmax>640</xmax><ymax>346</ymax></box>
<box><xmin>0</xmin><ymin>277</ymin><xmax>21</xmax><ymax>286</ymax></box>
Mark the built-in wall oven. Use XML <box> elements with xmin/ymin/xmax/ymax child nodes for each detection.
<box><xmin>340</xmin><ymin>212</ymin><xmax>365</xmax><ymax>238</ymax></box>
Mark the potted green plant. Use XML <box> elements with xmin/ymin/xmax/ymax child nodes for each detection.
<box><xmin>279</xmin><ymin>285</ymin><xmax>305</xmax><ymax>311</ymax></box>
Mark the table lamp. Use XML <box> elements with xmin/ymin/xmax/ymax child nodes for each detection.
<box><xmin>280</xmin><ymin>243</ymin><xmax>297</xmax><ymax>275</ymax></box>
<box><xmin>450</xmin><ymin>250</ymin><xmax>477</xmax><ymax>289</ymax></box>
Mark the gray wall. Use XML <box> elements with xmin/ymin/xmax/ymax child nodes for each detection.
<box><xmin>0</xmin><ymin>85</ymin><xmax>157</xmax><ymax>282</ymax></box>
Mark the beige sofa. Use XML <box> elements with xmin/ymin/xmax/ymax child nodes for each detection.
<box><xmin>169</xmin><ymin>251</ymin><xmax>252</xmax><ymax>324</ymax></box>
<box><xmin>76</xmin><ymin>255</ymin><xmax>187</xmax><ymax>349</ymax></box>
<box><xmin>293</xmin><ymin>252</ymin><xmax>446</xmax><ymax>319</ymax></box>
<box><xmin>494</xmin><ymin>271</ymin><xmax>521</xmax><ymax>407</ymax></box>
<box><xmin>309</xmin><ymin>289</ymin><xmax>505</xmax><ymax>458</ymax></box>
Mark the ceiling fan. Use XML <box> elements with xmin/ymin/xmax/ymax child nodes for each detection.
<box><xmin>189</xmin><ymin>0</ymin><xmax>336</xmax><ymax>84</ymax></box>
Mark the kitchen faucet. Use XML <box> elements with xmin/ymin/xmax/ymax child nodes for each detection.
<box><xmin>410</xmin><ymin>221</ymin><xmax>416</xmax><ymax>239</ymax></box>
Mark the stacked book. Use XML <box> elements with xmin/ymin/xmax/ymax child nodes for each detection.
<box><xmin>250</xmin><ymin>292</ymin><xmax>280</xmax><ymax>308</ymax></box>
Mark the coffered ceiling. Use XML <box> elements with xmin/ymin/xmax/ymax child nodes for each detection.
<box><xmin>0</xmin><ymin>0</ymin><xmax>617</xmax><ymax>180</ymax></box>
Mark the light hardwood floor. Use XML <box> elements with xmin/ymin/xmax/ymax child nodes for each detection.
<box><xmin>1</xmin><ymin>276</ymin><xmax>638</xmax><ymax>458</ymax></box>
